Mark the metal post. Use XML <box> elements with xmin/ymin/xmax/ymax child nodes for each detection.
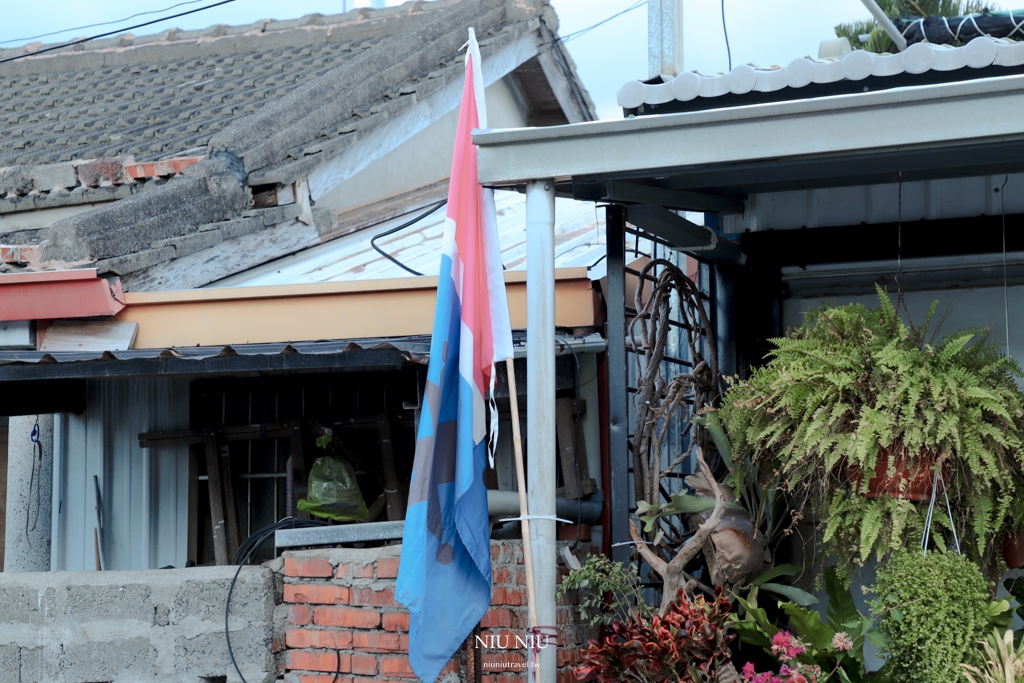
<box><xmin>648</xmin><ymin>0</ymin><xmax>683</xmax><ymax>78</ymax></box>
<box><xmin>604</xmin><ymin>205</ymin><xmax>631</xmax><ymax>565</ymax></box>
<box><xmin>525</xmin><ymin>179</ymin><xmax>556</xmax><ymax>683</ymax></box>
<box><xmin>859</xmin><ymin>0</ymin><xmax>908</xmax><ymax>51</ymax></box>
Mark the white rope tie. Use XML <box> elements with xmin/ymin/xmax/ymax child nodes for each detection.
<box><xmin>902</xmin><ymin>10</ymin><xmax>1024</xmax><ymax>43</ymax></box>
<box><xmin>498</xmin><ymin>514</ymin><xmax>573</xmax><ymax>524</ymax></box>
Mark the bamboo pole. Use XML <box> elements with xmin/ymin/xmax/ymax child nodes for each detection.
<box><xmin>505</xmin><ymin>358</ymin><xmax>540</xmax><ymax>674</ymax></box>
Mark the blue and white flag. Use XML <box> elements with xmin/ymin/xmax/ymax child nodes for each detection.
<box><xmin>395</xmin><ymin>28</ymin><xmax>514</xmax><ymax>683</ymax></box>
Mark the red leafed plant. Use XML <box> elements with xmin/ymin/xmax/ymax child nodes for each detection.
<box><xmin>575</xmin><ymin>588</ymin><xmax>735</xmax><ymax>683</ymax></box>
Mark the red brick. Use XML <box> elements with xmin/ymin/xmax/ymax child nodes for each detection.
<box><xmin>285</xmin><ymin>557</ymin><xmax>334</xmax><ymax>578</ymax></box>
<box><xmin>481</xmin><ymin>608</ymin><xmax>513</xmax><ymax>628</ymax></box>
<box><xmin>442</xmin><ymin>659</ymin><xmax>460</xmax><ymax>674</ymax></box>
<box><xmin>377</xmin><ymin>558</ymin><xmax>401</xmax><ymax>579</ymax></box>
<box><xmin>557</xmin><ymin>648</ymin><xmax>581</xmax><ymax>667</ymax></box>
<box><xmin>349</xmin><ymin>586</ymin><xmax>398</xmax><ymax>607</ymax></box>
<box><xmin>336</xmin><ymin>562</ymin><xmax>375</xmax><ymax>579</ymax></box>
<box><xmin>286</xmin><ymin>628</ymin><xmax>353</xmax><ymax>650</ymax></box>
<box><xmin>380</xmin><ymin>655</ymin><xmax>417</xmax><ymax>678</ymax></box>
<box><xmin>351</xmin><ymin>654</ymin><xmax>378</xmax><ymax>675</ymax></box>
<box><xmin>491</xmin><ymin>546</ymin><xmax>500</xmax><ymax>562</ymax></box>
<box><xmin>288</xmin><ymin>605</ymin><xmax>313</xmax><ymax>626</ymax></box>
<box><xmin>352</xmin><ymin>631</ymin><xmax>405</xmax><ymax>653</ymax></box>
<box><xmin>491</xmin><ymin>587</ymin><xmax>524</xmax><ymax>606</ymax></box>
<box><xmin>298</xmin><ymin>676</ymin><xmax>354</xmax><ymax>683</ymax></box>
<box><xmin>492</xmin><ymin>567</ymin><xmax>513</xmax><ymax>585</ymax></box>
<box><xmin>284</xmin><ymin>584</ymin><xmax>350</xmax><ymax>605</ymax></box>
<box><xmin>314</xmin><ymin>606</ymin><xmax>381</xmax><ymax>629</ymax></box>
<box><xmin>382</xmin><ymin>612</ymin><xmax>410</xmax><ymax>632</ymax></box>
<box><xmin>287</xmin><ymin>650</ymin><xmax>352</xmax><ymax>673</ymax></box>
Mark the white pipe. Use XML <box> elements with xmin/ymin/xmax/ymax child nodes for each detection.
<box><xmin>859</xmin><ymin>0</ymin><xmax>908</xmax><ymax>51</ymax></box>
<box><xmin>525</xmin><ymin>179</ymin><xmax>556</xmax><ymax>683</ymax></box>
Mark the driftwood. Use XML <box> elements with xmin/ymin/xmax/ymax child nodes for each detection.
<box><xmin>629</xmin><ymin>449</ymin><xmax>726</xmax><ymax>616</ymax></box>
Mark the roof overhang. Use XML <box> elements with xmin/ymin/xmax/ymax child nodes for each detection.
<box><xmin>0</xmin><ymin>269</ymin><xmax>125</xmax><ymax>321</ymax></box>
<box><xmin>473</xmin><ymin>74</ymin><xmax>1024</xmax><ymax>195</ymax></box>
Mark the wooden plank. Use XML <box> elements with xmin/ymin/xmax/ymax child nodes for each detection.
<box><xmin>287</xmin><ymin>419</ymin><xmax>303</xmax><ymax>517</ymax></box>
<box><xmin>377</xmin><ymin>413</ymin><xmax>405</xmax><ymax>521</ymax></box>
<box><xmin>555</xmin><ymin>398</ymin><xmax>597</xmax><ymax>499</ymax></box>
<box><xmin>203</xmin><ymin>434</ymin><xmax>229</xmax><ymax>565</ymax></box>
<box><xmin>40</xmin><ymin>319</ymin><xmax>138</xmax><ymax>352</ymax></box>
<box><xmin>293</xmin><ymin>177</ymin><xmax>313</xmax><ymax>226</ymax></box>
<box><xmin>139</xmin><ymin>422</ymin><xmax>298</xmax><ymax>448</ymax></box>
<box><xmin>219</xmin><ymin>439</ymin><xmax>241</xmax><ymax>559</ymax></box>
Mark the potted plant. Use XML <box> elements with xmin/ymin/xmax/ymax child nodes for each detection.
<box><xmin>871</xmin><ymin>549</ymin><xmax>990</xmax><ymax>683</ymax></box>
<box><xmin>721</xmin><ymin>287</ymin><xmax>1024</xmax><ymax>576</ymax></box>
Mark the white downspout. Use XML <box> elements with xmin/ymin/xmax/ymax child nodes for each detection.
<box><xmin>525</xmin><ymin>179</ymin><xmax>556</xmax><ymax>683</ymax></box>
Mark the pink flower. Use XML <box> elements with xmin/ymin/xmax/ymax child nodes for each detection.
<box><xmin>743</xmin><ymin>662</ymin><xmax>757</xmax><ymax>679</ymax></box>
<box><xmin>832</xmin><ymin>631</ymin><xmax>853</xmax><ymax>652</ymax></box>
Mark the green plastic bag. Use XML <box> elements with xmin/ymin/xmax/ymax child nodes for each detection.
<box><xmin>297</xmin><ymin>456</ymin><xmax>369</xmax><ymax>522</ymax></box>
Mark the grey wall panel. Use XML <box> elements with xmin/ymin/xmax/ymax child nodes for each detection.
<box><xmin>54</xmin><ymin>378</ymin><xmax>189</xmax><ymax>571</ymax></box>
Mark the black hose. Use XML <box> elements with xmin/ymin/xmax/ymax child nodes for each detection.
<box><xmin>226</xmin><ymin>517</ymin><xmax>329</xmax><ymax>683</ymax></box>
<box><xmin>369</xmin><ymin>200</ymin><xmax>448</xmax><ymax>277</ymax></box>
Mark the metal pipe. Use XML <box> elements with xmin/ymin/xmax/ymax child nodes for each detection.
<box><xmin>486</xmin><ymin>490</ymin><xmax>603</xmax><ymax>525</ymax></box>
<box><xmin>859</xmin><ymin>0</ymin><xmax>908</xmax><ymax>51</ymax></box>
<box><xmin>525</xmin><ymin>179</ymin><xmax>557</xmax><ymax>683</ymax></box>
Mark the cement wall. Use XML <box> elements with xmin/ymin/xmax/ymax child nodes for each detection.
<box><xmin>0</xmin><ymin>565</ymin><xmax>277</xmax><ymax>683</ymax></box>
<box><xmin>4</xmin><ymin>415</ymin><xmax>53</xmax><ymax>573</ymax></box>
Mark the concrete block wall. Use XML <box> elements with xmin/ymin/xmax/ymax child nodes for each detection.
<box><xmin>0</xmin><ymin>565</ymin><xmax>276</xmax><ymax>683</ymax></box>
<box><xmin>278</xmin><ymin>541</ymin><xmax>596</xmax><ymax>683</ymax></box>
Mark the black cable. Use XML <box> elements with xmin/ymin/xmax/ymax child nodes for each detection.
<box><xmin>370</xmin><ymin>200</ymin><xmax>447</xmax><ymax>277</ymax></box>
<box><xmin>721</xmin><ymin>0</ymin><xmax>732</xmax><ymax>72</ymax></box>
<box><xmin>226</xmin><ymin>516</ymin><xmax>329</xmax><ymax>683</ymax></box>
<box><xmin>1</xmin><ymin>0</ymin><xmax>215</xmax><ymax>46</ymax></box>
<box><xmin>556</xmin><ymin>0</ymin><xmax>647</xmax><ymax>44</ymax></box>
<box><xmin>0</xmin><ymin>0</ymin><xmax>237</xmax><ymax>65</ymax></box>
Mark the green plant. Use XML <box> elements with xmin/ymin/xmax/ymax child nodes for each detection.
<box><xmin>721</xmin><ymin>287</ymin><xmax>1024</xmax><ymax>576</ymax></box>
<box><xmin>835</xmin><ymin>1</ymin><xmax>995</xmax><ymax>53</ymax></box>
<box><xmin>575</xmin><ymin>589</ymin><xmax>735</xmax><ymax>683</ymax></box>
<box><xmin>730</xmin><ymin>567</ymin><xmax>882</xmax><ymax>683</ymax></box>
<box><xmin>962</xmin><ymin>629</ymin><xmax>1024</xmax><ymax>683</ymax></box>
<box><xmin>872</xmin><ymin>549</ymin><xmax>990</xmax><ymax>682</ymax></box>
<box><xmin>556</xmin><ymin>553</ymin><xmax>653</xmax><ymax>627</ymax></box>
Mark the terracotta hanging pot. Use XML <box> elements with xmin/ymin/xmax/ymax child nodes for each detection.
<box><xmin>1003</xmin><ymin>531</ymin><xmax>1024</xmax><ymax>568</ymax></box>
<box><xmin>848</xmin><ymin>445</ymin><xmax>939</xmax><ymax>501</ymax></box>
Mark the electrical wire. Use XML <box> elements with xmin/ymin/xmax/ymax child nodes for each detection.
<box><xmin>1</xmin><ymin>0</ymin><xmax>216</xmax><ymax>46</ymax></box>
<box><xmin>0</xmin><ymin>0</ymin><xmax>237</xmax><ymax>66</ymax></box>
<box><xmin>557</xmin><ymin>0</ymin><xmax>647</xmax><ymax>45</ymax></box>
<box><xmin>369</xmin><ymin>200</ymin><xmax>447</xmax><ymax>277</ymax></box>
<box><xmin>226</xmin><ymin>517</ymin><xmax>329</xmax><ymax>683</ymax></box>
<box><xmin>721</xmin><ymin>0</ymin><xmax>732</xmax><ymax>72</ymax></box>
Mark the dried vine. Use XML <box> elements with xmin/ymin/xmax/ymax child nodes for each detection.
<box><xmin>629</xmin><ymin>258</ymin><xmax>720</xmax><ymax>517</ymax></box>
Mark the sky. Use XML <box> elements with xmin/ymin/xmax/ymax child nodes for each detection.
<box><xmin>4</xmin><ymin>0</ymin><xmax>1024</xmax><ymax>119</ymax></box>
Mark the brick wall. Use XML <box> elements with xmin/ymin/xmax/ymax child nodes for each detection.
<box><xmin>276</xmin><ymin>541</ymin><xmax>596</xmax><ymax>683</ymax></box>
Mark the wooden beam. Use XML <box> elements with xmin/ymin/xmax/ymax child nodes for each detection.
<box><xmin>555</xmin><ymin>398</ymin><xmax>597</xmax><ymax>500</ymax></box>
<box><xmin>187</xmin><ymin>444</ymin><xmax>200</xmax><ymax>566</ymax></box>
<box><xmin>219</xmin><ymin>440</ymin><xmax>241</xmax><ymax>558</ymax></box>
<box><xmin>377</xmin><ymin>413</ymin><xmax>405</xmax><ymax>521</ymax></box>
<box><xmin>203</xmin><ymin>433</ymin><xmax>229</xmax><ymax>565</ymax></box>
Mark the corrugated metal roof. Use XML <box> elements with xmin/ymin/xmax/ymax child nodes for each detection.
<box><xmin>212</xmin><ymin>191</ymin><xmax>610</xmax><ymax>288</ymax></box>
<box><xmin>617</xmin><ymin>37</ymin><xmax>1024</xmax><ymax>110</ymax></box>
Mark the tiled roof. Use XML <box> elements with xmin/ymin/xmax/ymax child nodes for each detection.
<box><xmin>0</xmin><ymin>0</ymin><xmax>592</xmax><ymax>289</ymax></box>
<box><xmin>0</xmin><ymin>0</ymin><xmax>549</xmax><ymax>171</ymax></box>
<box><xmin>617</xmin><ymin>37</ymin><xmax>1024</xmax><ymax>112</ymax></box>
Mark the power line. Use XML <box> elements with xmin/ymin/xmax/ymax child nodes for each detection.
<box><xmin>1</xmin><ymin>0</ymin><xmax>215</xmax><ymax>46</ymax></box>
<box><xmin>721</xmin><ymin>0</ymin><xmax>732</xmax><ymax>71</ymax></box>
<box><xmin>0</xmin><ymin>0</ymin><xmax>237</xmax><ymax>65</ymax></box>
<box><xmin>559</xmin><ymin>0</ymin><xmax>647</xmax><ymax>44</ymax></box>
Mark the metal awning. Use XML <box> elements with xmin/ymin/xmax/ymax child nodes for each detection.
<box><xmin>474</xmin><ymin>74</ymin><xmax>1024</xmax><ymax>195</ymax></box>
<box><xmin>0</xmin><ymin>332</ymin><xmax>606</xmax><ymax>383</ymax></box>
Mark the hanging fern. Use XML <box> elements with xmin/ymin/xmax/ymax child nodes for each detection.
<box><xmin>721</xmin><ymin>286</ymin><xmax>1024</xmax><ymax>580</ymax></box>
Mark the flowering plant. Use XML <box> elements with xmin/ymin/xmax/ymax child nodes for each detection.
<box><xmin>574</xmin><ymin>589</ymin><xmax>734</xmax><ymax>683</ymax></box>
<box><xmin>741</xmin><ymin>631</ymin><xmax>823</xmax><ymax>683</ymax></box>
